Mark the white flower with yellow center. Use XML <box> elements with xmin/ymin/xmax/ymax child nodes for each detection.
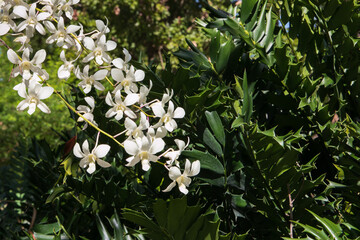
<box><xmin>151</xmin><ymin>100</ymin><xmax>185</xmax><ymax>132</ymax></box>
<box><xmin>124</xmin><ymin>112</ymin><xmax>149</xmax><ymax>139</ymax></box>
<box><xmin>82</xmin><ymin>34</ymin><xmax>116</xmax><ymax>65</ymax></box>
<box><xmin>163</xmin><ymin>159</ymin><xmax>200</xmax><ymax>195</ymax></box>
<box><xmin>58</xmin><ymin>50</ymin><xmax>76</xmax><ymax>80</ymax></box>
<box><xmin>164</xmin><ymin>139</ymin><xmax>189</xmax><ymax>167</ymax></box>
<box><xmin>77</xmin><ymin>96</ymin><xmax>97</xmax><ymax>130</ymax></box>
<box><xmin>105</xmin><ymin>90</ymin><xmax>138</xmax><ymax>120</ymax></box>
<box><xmin>0</xmin><ymin>4</ymin><xmax>16</xmax><ymax>36</ymax></box>
<box><xmin>16</xmin><ymin>82</ymin><xmax>54</xmax><ymax>115</ymax></box>
<box><xmin>112</xmin><ymin>48</ymin><xmax>132</xmax><ymax>72</ymax></box>
<box><xmin>111</xmin><ymin>65</ymin><xmax>145</xmax><ymax>94</ymax></box>
<box><xmin>76</xmin><ymin>65</ymin><xmax>108</xmax><ymax>94</ymax></box>
<box><xmin>7</xmin><ymin>48</ymin><xmax>46</xmax><ymax>80</ymax></box>
<box><xmin>44</xmin><ymin>17</ymin><xmax>80</xmax><ymax>48</ymax></box>
<box><xmin>14</xmin><ymin>3</ymin><xmax>50</xmax><ymax>37</ymax></box>
<box><xmin>73</xmin><ymin>139</ymin><xmax>111</xmax><ymax>174</ymax></box>
<box><xmin>124</xmin><ymin>136</ymin><xmax>165</xmax><ymax>171</ymax></box>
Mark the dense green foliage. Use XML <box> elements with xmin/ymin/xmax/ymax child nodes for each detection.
<box><xmin>77</xmin><ymin>0</ymin><xmax>229</xmax><ymax>64</ymax></box>
<box><xmin>1</xmin><ymin>0</ymin><xmax>360</xmax><ymax>239</ymax></box>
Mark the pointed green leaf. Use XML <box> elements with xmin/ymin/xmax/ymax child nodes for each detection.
<box><xmin>295</xmin><ymin>221</ymin><xmax>329</xmax><ymax>239</ymax></box>
<box><xmin>96</xmin><ymin>214</ymin><xmax>111</xmax><ymax>240</ymax></box>
<box><xmin>242</xmin><ymin>71</ymin><xmax>253</xmax><ymax>123</ymax></box>
<box><xmin>33</xmin><ymin>222</ymin><xmax>61</xmax><ymax>235</ymax></box>
<box><xmin>203</xmin><ymin>128</ymin><xmax>223</xmax><ymax>156</ymax></box>
<box><xmin>182</xmin><ymin>150</ymin><xmax>224</xmax><ymax>175</ymax></box>
<box><xmin>307</xmin><ymin>210</ymin><xmax>342</xmax><ymax>239</ymax></box>
<box><xmin>205</xmin><ymin>111</ymin><xmax>225</xmax><ymax>146</ymax></box>
<box><xmin>240</xmin><ymin>0</ymin><xmax>258</xmax><ymax>23</ymax></box>
<box><xmin>153</xmin><ymin>199</ymin><xmax>168</xmax><ymax>228</ymax></box>
<box><xmin>216</xmin><ymin>40</ymin><xmax>234</xmax><ymax>73</ymax></box>
<box><xmin>253</xmin><ymin>1</ymin><xmax>267</xmax><ymax>42</ymax></box>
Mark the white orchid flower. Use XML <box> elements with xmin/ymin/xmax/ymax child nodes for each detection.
<box><xmin>163</xmin><ymin>159</ymin><xmax>200</xmax><ymax>195</ymax></box>
<box><xmin>59</xmin><ymin>0</ymin><xmax>80</xmax><ymax>20</ymax></box>
<box><xmin>105</xmin><ymin>90</ymin><xmax>138</xmax><ymax>120</ymax></box>
<box><xmin>40</xmin><ymin>0</ymin><xmax>63</xmax><ymax>16</ymax></box>
<box><xmin>76</xmin><ymin>65</ymin><xmax>108</xmax><ymax>94</ymax></box>
<box><xmin>147</xmin><ymin>126</ymin><xmax>167</xmax><ymax>142</ymax></box>
<box><xmin>82</xmin><ymin>34</ymin><xmax>116</xmax><ymax>65</ymax></box>
<box><xmin>90</xmin><ymin>19</ymin><xmax>110</xmax><ymax>39</ymax></box>
<box><xmin>7</xmin><ymin>48</ymin><xmax>46</xmax><ymax>80</ymax></box>
<box><xmin>44</xmin><ymin>17</ymin><xmax>80</xmax><ymax>48</ymax></box>
<box><xmin>112</xmin><ymin>48</ymin><xmax>132</xmax><ymax>72</ymax></box>
<box><xmin>14</xmin><ymin>3</ymin><xmax>50</xmax><ymax>37</ymax></box>
<box><xmin>73</xmin><ymin>139</ymin><xmax>111</xmax><ymax>174</ymax></box>
<box><xmin>58</xmin><ymin>50</ymin><xmax>75</xmax><ymax>80</ymax></box>
<box><xmin>124</xmin><ymin>112</ymin><xmax>149</xmax><ymax>139</ymax></box>
<box><xmin>16</xmin><ymin>82</ymin><xmax>53</xmax><ymax>115</ymax></box>
<box><xmin>77</xmin><ymin>96</ymin><xmax>97</xmax><ymax>130</ymax></box>
<box><xmin>164</xmin><ymin>139</ymin><xmax>189</xmax><ymax>167</ymax></box>
<box><xmin>13</xmin><ymin>34</ymin><xmax>32</xmax><ymax>52</ymax></box>
<box><xmin>160</xmin><ymin>88</ymin><xmax>174</xmax><ymax>106</ymax></box>
<box><xmin>124</xmin><ymin>136</ymin><xmax>165</xmax><ymax>171</ymax></box>
<box><xmin>13</xmin><ymin>70</ymin><xmax>49</xmax><ymax>93</ymax></box>
<box><xmin>111</xmin><ymin>65</ymin><xmax>145</xmax><ymax>94</ymax></box>
<box><xmin>0</xmin><ymin>4</ymin><xmax>16</xmax><ymax>36</ymax></box>
<box><xmin>8</xmin><ymin>0</ymin><xmax>29</xmax><ymax>9</ymax></box>
<box><xmin>138</xmin><ymin>80</ymin><xmax>152</xmax><ymax>106</ymax></box>
<box><xmin>151</xmin><ymin>100</ymin><xmax>185</xmax><ymax>132</ymax></box>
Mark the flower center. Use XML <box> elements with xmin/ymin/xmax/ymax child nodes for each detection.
<box><xmin>162</xmin><ymin>114</ymin><xmax>171</xmax><ymax>123</ymax></box>
<box><xmin>132</xmin><ymin>128</ymin><xmax>141</xmax><ymax>138</ymax></box>
<box><xmin>94</xmin><ymin>48</ymin><xmax>102</xmax><ymax>57</ymax></box>
<box><xmin>65</xmin><ymin>62</ymin><xmax>74</xmax><ymax>71</ymax></box>
<box><xmin>121</xmin><ymin>79</ymin><xmax>131</xmax><ymax>87</ymax></box>
<box><xmin>88</xmin><ymin>154</ymin><xmax>96</xmax><ymax>163</ymax></box>
<box><xmin>57</xmin><ymin>31</ymin><xmax>66</xmax><ymax>40</ymax></box>
<box><xmin>27</xmin><ymin>17</ymin><xmax>37</xmax><ymax>26</ymax></box>
<box><xmin>139</xmin><ymin>151</ymin><xmax>149</xmax><ymax>160</ymax></box>
<box><xmin>29</xmin><ymin>96</ymin><xmax>38</xmax><ymax>105</ymax></box>
<box><xmin>21</xmin><ymin>61</ymin><xmax>31</xmax><ymax>70</ymax></box>
<box><xmin>85</xmin><ymin>77</ymin><xmax>94</xmax><ymax>85</ymax></box>
<box><xmin>1</xmin><ymin>15</ymin><xmax>9</xmax><ymax>23</ymax></box>
<box><xmin>116</xmin><ymin>104</ymin><xmax>126</xmax><ymax>112</ymax></box>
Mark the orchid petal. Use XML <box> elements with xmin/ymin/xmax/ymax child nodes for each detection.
<box><xmin>94</xmin><ymin>144</ymin><xmax>110</xmax><ymax>158</ymax></box>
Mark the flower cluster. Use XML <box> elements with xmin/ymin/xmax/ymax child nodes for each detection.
<box><xmin>1</xmin><ymin>0</ymin><xmax>200</xmax><ymax>194</ymax></box>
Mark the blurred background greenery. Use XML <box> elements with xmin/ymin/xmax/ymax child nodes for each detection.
<box><xmin>0</xmin><ymin>0</ymin><xmax>230</xmax><ymax>163</ymax></box>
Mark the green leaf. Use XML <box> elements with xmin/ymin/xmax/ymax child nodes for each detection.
<box><xmin>107</xmin><ymin>210</ymin><xmax>125</xmax><ymax>240</ymax></box>
<box><xmin>167</xmin><ymin>197</ymin><xmax>187</xmax><ymax>236</ymax></box>
<box><xmin>46</xmin><ymin>186</ymin><xmax>66</xmax><ymax>204</ymax></box>
<box><xmin>122</xmin><ymin>209</ymin><xmax>161</xmax><ymax>231</ymax></box>
<box><xmin>241</xmin><ymin>71</ymin><xmax>253</xmax><ymax>123</ymax></box>
<box><xmin>240</xmin><ymin>0</ymin><xmax>258</xmax><ymax>23</ymax></box>
<box><xmin>153</xmin><ymin>199</ymin><xmax>168</xmax><ymax>228</ymax></box>
<box><xmin>209</xmin><ymin>31</ymin><xmax>220</xmax><ymax>64</ymax></box>
<box><xmin>295</xmin><ymin>221</ymin><xmax>329</xmax><ymax>239</ymax></box>
<box><xmin>205</xmin><ymin>111</ymin><xmax>226</xmax><ymax>147</ymax></box>
<box><xmin>203</xmin><ymin>128</ymin><xmax>223</xmax><ymax>156</ymax></box>
<box><xmin>252</xmin><ymin>1</ymin><xmax>267</xmax><ymax>42</ymax></box>
<box><xmin>216</xmin><ymin>40</ymin><xmax>234</xmax><ymax>73</ymax></box>
<box><xmin>260</xmin><ymin>6</ymin><xmax>275</xmax><ymax>52</ymax></box>
<box><xmin>198</xmin><ymin>176</ymin><xmax>225</xmax><ymax>187</ymax></box>
<box><xmin>96</xmin><ymin>214</ymin><xmax>111</xmax><ymax>240</ymax></box>
<box><xmin>182</xmin><ymin>150</ymin><xmax>224</xmax><ymax>175</ymax></box>
<box><xmin>307</xmin><ymin>210</ymin><xmax>342</xmax><ymax>239</ymax></box>
<box><xmin>33</xmin><ymin>222</ymin><xmax>61</xmax><ymax>235</ymax></box>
